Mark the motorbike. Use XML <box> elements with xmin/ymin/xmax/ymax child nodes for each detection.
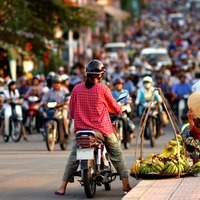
<box><xmin>42</xmin><ymin>101</ymin><xmax>69</xmax><ymax>151</ymax></box>
<box><xmin>178</xmin><ymin>94</ymin><xmax>190</xmax><ymax>123</ymax></box>
<box><xmin>74</xmin><ymin>92</ymin><xmax>127</xmax><ymax>198</ymax></box>
<box><xmin>111</xmin><ymin>102</ymin><xmax>135</xmax><ymax>149</ymax></box>
<box><xmin>141</xmin><ymin>101</ymin><xmax>161</xmax><ymax>147</ymax></box>
<box><xmin>24</xmin><ymin>96</ymin><xmax>40</xmax><ymax>134</ymax></box>
<box><xmin>2</xmin><ymin>99</ymin><xmax>23</xmax><ymax>142</ymax></box>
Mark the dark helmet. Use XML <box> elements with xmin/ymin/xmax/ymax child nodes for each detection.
<box><xmin>52</xmin><ymin>75</ymin><xmax>62</xmax><ymax>83</ymax></box>
<box><xmin>86</xmin><ymin>60</ymin><xmax>105</xmax><ymax>75</ymax></box>
<box><xmin>7</xmin><ymin>79</ymin><xmax>15</xmax><ymax>87</ymax></box>
<box><xmin>114</xmin><ymin>78</ymin><xmax>124</xmax><ymax>85</ymax></box>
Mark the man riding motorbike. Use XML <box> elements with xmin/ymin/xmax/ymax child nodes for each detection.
<box><xmin>40</xmin><ymin>75</ymin><xmax>70</xmax><ymax>136</ymax></box>
<box><xmin>171</xmin><ymin>73</ymin><xmax>192</xmax><ymax>118</ymax></box>
<box><xmin>112</xmin><ymin>78</ymin><xmax>135</xmax><ymax>139</ymax></box>
<box><xmin>55</xmin><ymin>59</ymin><xmax>131</xmax><ymax>196</ymax></box>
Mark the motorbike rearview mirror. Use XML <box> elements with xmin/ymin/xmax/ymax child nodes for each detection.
<box><xmin>117</xmin><ymin>92</ymin><xmax>128</xmax><ymax>102</ymax></box>
<box><xmin>47</xmin><ymin>102</ymin><xmax>57</xmax><ymax>108</ymax></box>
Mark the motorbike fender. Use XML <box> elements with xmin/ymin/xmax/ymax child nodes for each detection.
<box><xmin>80</xmin><ymin>160</ymin><xmax>91</xmax><ymax>170</ymax></box>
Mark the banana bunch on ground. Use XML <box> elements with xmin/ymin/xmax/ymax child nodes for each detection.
<box><xmin>189</xmin><ymin>161</ymin><xmax>200</xmax><ymax>174</ymax></box>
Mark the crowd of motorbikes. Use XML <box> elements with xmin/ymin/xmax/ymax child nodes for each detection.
<box><xmin>0</xmin><ymin>93</ymin><xmax>70</xmax><ymax>151</ymax></box>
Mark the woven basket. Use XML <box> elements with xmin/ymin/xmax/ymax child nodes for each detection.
<box><xmin>188</xmin><ymin>92</ymin><xmax>200</xmax><ymax>118</ymax></box>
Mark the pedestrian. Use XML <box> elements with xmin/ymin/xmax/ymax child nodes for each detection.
<box><xmin>55</xmin><ymin>60</ymin><xmax>132</xmax><ymax>196</ymax></box>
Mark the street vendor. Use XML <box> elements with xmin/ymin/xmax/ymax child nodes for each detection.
<box><xmin>182</xmin><ymin>108</ymin><xmax>200</xmax><ymax>165</ymax></box>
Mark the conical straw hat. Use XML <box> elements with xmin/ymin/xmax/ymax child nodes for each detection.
<box><xmin>188</xmin><ymin>92</ymin><xmax>200</xmax><ymax>118</ymax></box>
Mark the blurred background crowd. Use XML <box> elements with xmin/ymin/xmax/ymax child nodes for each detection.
<box><xmin>1</xmin><ymin>0</ymin><xmax>200</xmax><ymax>117</ymax></box>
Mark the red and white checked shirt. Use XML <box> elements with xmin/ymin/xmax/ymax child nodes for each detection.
<box><xmin>69</xmin><ymin>82</ymin><xmax>122</xmax><ymax>137</ymax></box>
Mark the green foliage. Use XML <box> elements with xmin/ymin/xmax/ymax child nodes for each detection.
<box><xmin>0</xmin><ymin>0</ymin><xmax>97</xmax><ymax>54</ymax></box>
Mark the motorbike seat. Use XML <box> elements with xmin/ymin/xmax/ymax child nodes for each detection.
<box><xmin>76</xmin><ymin>130</ymin><xmax>105</xmax><ymax>143</ymax></box>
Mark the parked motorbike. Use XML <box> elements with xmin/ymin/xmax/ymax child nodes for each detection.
<box><xmin>111</xmin><ymin>102</ymin><xmax>135</xmax><ymax>149</ymax></box>
<box><xmin>42</xmin><ymin>101</ymin><xmax>68</xmax><ymax>151</ymax></box>
<box><xmin>74</xmin><ymin>92</ymin><xmax>127</xmax><ymax>198</ymax></box>
<box><xmin>142</xmin><ymin>101</ymin><xmax>161</xmax><ymax>147</ymax></box>
<box><xmin>24</xmin><ymin>96</ymin><xmax>40</xmax><ymax>134</ymax></box>
<box><xmin>2</xmin><ymin>99</ymin><xmax>23</xmax><ymax>142</ymax></box>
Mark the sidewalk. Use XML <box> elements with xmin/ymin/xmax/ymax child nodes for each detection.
<box><xmin>122</xmin><ymin>176</ymin><xmax>200</xmax><ymax>200</ymax></box>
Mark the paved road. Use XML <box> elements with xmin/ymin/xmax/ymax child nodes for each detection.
<box><xmin>0</xmin><ymin>120</ymin><xmax>174</xmax><ymax>200</ymax></box>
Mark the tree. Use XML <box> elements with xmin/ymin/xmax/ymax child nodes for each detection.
<box><xmin>0</xmin><ymin>0</ymin><xmax>97</xmax><ymax>54</ymax></box>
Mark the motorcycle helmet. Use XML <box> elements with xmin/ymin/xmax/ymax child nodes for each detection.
<box><xmin>61</xmin><ymin>74</ymin><xmax>69</xmax><ymax>81</ymax></box>
<box><xmin>48</xmin><ymin>71</ymin><xmax>56</xmax><ymax>77</ymax></box>
<box><xmin>52</xmin><ymin>75</ymin><xmax>62</xmax><ymax>83</ymax></box>
<box><xmin>7</xmin><ymin>79</ymin><xmax>16</xmax><ymax>87</ymax></box>
<box><xmin>86</xmin><ymin>60</ymin><xmax>105</xmax><ymax>75</ymax></box>
<box><xmin>33</xmin><ymin>75</ymin><xmax>40</xmax><ymax>81</ymax></box>
<box><xmin>114</xmin><ymin>78</ymin><xmax>124</xmax><ymax>85</ymax></box>
<box><xmin>143</xmin><ymin>76</ymin><xmax>153</xmax><ymax>89</ymax></box>
<box><xmin>143</xmin><ymin>76</ymin><xmax>153</xmax><ymax>83</ymax></box>
<box><xmin>19</xmin><ymin>76</ymin><xmax>27</xmax><ymax>82</ymax></box>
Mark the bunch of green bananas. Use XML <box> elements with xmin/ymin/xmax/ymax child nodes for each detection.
<box><xmin>189</xmin><ymin>161</ymin><xmax>200</xmax><ymax>174</ymax></box>
<box><xmin>163</xmin><ymin>159</ymin><xmax>189</xmax><ymax>175</ymax></box>
<box><xmin>139</xmin><ymin>161</ymin><xmax>165</xmax><ymax>175</ymax></box>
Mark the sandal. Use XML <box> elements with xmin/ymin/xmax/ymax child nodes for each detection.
<box><xmin>123</xmin><ymin>187</ymin><xmax>132</xmax><ymax>195</ymax></box>
<box><xmin>54</xmin><ymin>191</ymin><xmax>65</xmax><ymax>195</ymax></box>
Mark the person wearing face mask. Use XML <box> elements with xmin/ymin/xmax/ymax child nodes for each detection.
<box><xmin>135</xmin><ymin>76</ymin><xmax>164</xmax><ymax>138</ymax></box>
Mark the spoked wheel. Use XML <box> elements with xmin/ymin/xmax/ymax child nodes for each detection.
<box><xmin>83</xmin><ymin>165</ymin><xmax>96</xmax><ymax>198</ymax></box>
<box><xmin>149</xmin><ymin>117</ymin><xmax>156</xmax><ymax>148</ymax></box>
<box><xmin>10</xmin><ymin>119</ymin><xmax>22</xmax><ymax>142</ymax></box>
<box><xmin>45</xmin><ymin>121</ymin><xmax>57</xmax><ymax>151</ymax></box>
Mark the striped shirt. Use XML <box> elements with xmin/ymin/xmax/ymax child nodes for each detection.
<box><xmin>69</xmin><ymin>82</ymin><xmax>122</xmax><ymax>137</ymax></box>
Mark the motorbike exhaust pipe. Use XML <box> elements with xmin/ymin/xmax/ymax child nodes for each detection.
<box><xmin>95</xmin><ymin>175</ymin><xmax>104</xmax><ymax>184</ymax></box>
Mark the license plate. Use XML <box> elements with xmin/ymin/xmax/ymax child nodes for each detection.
<box><xmin>76</xmin><ymin>148</ymin><xmax>94</xmax><ymax>160</ymax></box>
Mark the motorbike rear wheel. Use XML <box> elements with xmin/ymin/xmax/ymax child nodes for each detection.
<box><xmin>45</xmin><ymin>121</ymin><xmax>56</xmax><ymax>151</ymax></box>
<box><xmin>10</xmin><ymin>119</ymin><xmax>22</xmax><ymax>142</ymax></box>
<box><xmin>83</xmin><ymin>167</ymin><xmax>96</xmax><ymax>198</ymax></box>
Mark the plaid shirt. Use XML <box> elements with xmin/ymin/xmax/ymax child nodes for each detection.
<box><xmin>69</xmin><ymin>82</ymin><xmax>122</xmax><ymax>137</ymax></box>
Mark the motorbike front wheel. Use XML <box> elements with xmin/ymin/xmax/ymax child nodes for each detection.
<box><xmin>149</xmin><ymin>117</ymin><xmax>156</xmax><ymax>148</ymax></box>
<box><xmin>28</xmin><ymin>116</ymin><xmax>36</xmax><ymax>134</ymax></box>
<box><xmin>10</xmin><ymin>119</ymin><xmax>22</xmax><ymax>142</ymax></box>
<box><xmin>83</xmin><ymin>167</ymin><xmax>96</xmax><ymax>198</ymax></box>
<box><xmin>45</xmin><ymin>121</ymin><xmax>57</xmax><ymax>151</ymax></box>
